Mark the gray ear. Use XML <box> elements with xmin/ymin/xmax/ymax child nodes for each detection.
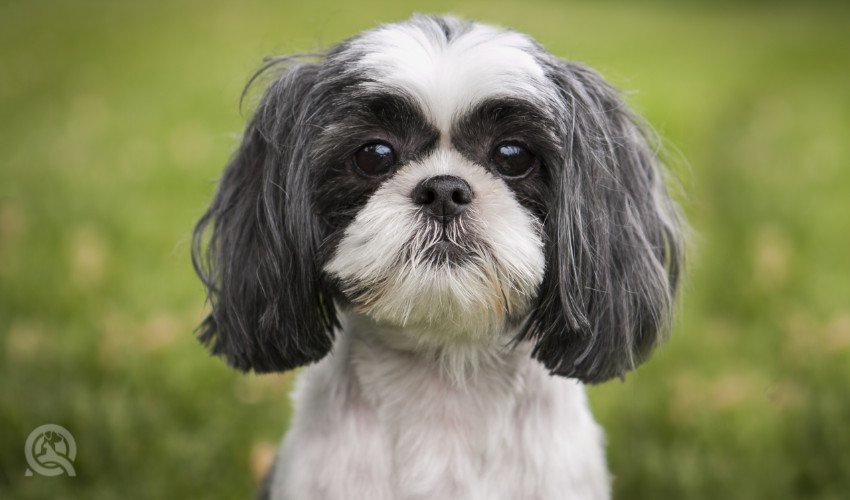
<box><xmin>521</xmin><ymin>60</ymin><xmax>684</xmax><ymax>383</ymax></box>
<box><xmin>192</xmin><ymin>60</ymin><xmax>337</xmax><ymax>373</ymax></box>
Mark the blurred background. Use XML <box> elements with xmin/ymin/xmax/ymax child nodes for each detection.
<box><xmin>2</xmin><ymin>0</ymin><xmax>848</xmax><ymax>498</ymax></box>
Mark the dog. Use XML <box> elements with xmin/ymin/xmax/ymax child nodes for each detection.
<box><xmin>192</xmin><ymin>15</ymin><xmax>684</xmax><ymax>500</ymax></box>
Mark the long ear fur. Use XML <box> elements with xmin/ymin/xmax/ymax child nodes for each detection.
<box><xmin>192</xmin><ymin>59</ymin><xmax>336</xmax><ymax>373</ymax></box>
<box><xmin>521</xmin><ymin>60</ymin><xmax>684</xmax><ymax>383</ymax></box>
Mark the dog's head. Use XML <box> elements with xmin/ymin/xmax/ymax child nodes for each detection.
<box><xmin>192</xmin><ymin>15</ymin><xmax>684</xmax><ymax>383</ymax></box>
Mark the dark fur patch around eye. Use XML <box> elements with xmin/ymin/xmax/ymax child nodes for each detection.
<box><xmin>451</xmin><ymin>97</ymin><xmax>560</xmax><ymax>219</ymax></box>
<box><xmin>310</xmin><ymin>87</ymin><xmax>439</xmax><ymax>256</ymax></box>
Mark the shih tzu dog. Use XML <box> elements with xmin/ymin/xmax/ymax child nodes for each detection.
<box><xmin>193</xmin><ymin>14</ymin><xmax>684</xmax><ymax>500</ymax></box>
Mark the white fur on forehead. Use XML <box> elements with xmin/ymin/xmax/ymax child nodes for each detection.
<box><xmin>348</xmin><ymin>17</ymin><xmax>551</xmax><ymax>133</ymax></box>
<box><xmin>324</xmin><ymin>149</ymin><xmax>545</xmax><ymax>342</ymax></box>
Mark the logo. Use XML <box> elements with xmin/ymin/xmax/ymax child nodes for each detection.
<box><xmin>25</xmin><ymin>424</ymin><xmax>77</xmax><ymax>477</ymax></box>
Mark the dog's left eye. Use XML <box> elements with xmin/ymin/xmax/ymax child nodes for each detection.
<box><xmin>491</xmin><ymin>142</ymin><xmax>538</xmax><ymax>179</ymax></box>
<box><xmin>354</xmin><ymin>142</ymin><xmax>396</xmax><ymax>176</ymax></box>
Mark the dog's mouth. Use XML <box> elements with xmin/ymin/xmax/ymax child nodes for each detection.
<box><xmin>421</xmin><ymin>239</ymin><xmax>471</xmax><ymax>266</ymax></box>
<box><xmin>410</xmin><ymin>218</ymin><xmax>483</xmax><ymax>267</ymax></box>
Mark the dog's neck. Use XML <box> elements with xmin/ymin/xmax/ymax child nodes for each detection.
<box><xmin>338</xmin><ymin>310</ymin><xmax>532</xmax><ymax>391</ymax></box>
<box><xmin>278</xmin><ymin>310</ymin><xmax>608</xmax><ymax>499</ymax></box>
<box><xmin>303</xmin><ymin>310</ymin><xmax>546</xmax><ymax>465</ymax></box>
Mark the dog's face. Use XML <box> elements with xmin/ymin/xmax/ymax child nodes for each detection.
<box><xmin>320</xmin><ymin>21</ymin><xmax>559</xmax><ymax>344</ymax></box>
<box><xmin>193</xmin><ymin>16</ymin><xmax>684</xmax><ymax>383</ymax></box>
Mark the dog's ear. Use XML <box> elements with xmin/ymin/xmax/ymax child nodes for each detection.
<box><xmin>521</xmin><ymin>60</ymin><xmax>685</xmax><ymax>383</ymax></box>
<box><xmin>192</xmin><ymin>60</ymin><xmax>336</xmax><ymax>373</ymax></box>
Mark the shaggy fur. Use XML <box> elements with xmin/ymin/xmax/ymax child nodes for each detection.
<box><xmin>193</xmin><ymin>15</ymin><xmax>684</xmax><ymax>500</ymax></box>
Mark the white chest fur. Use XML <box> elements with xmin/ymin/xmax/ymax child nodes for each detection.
<box><xmin>269</xmin><ymin>321</ymin><xmax>610</xmax><ymax>500</ymax></box>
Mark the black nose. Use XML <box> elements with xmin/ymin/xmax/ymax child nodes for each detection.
<box><xmin>412</xmin><ymin>175</ymin><xmax>473</xmax><ymax>221</ymax></box>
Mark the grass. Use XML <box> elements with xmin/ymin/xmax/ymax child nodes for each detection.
<box><xmin>2</xmin><ymin>0</ymin><xmax>849</xmax><ymax>498</ymax></box>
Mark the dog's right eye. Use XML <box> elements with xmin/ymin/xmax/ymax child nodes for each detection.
<box><xmin>354</xmin><ymin>142</ymin><xmax>396</xmax><ymax>176</ymax></box>
<box><xmin>491</xmin><ymin>142</ymin><xmax>538</xmax><ymax>179</ymax></box>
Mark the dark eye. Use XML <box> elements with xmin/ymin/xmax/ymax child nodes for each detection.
<box><xmin>353</xmin><ymin>142</ymin><xmax>396</xmax><ymax>176</ymax></box>
<box><xmin>491</xmin><ymin>142</ymin><xmax>537</xmax><ymax>179</ymax></box>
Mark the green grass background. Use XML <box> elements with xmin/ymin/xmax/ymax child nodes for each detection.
<box><xmin>2</xmin><ymin>0</ymin><xmax>849</xmax><ymax>498</ymax></box>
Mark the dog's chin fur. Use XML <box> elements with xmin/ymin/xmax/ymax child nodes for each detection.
<box><xmin>193</xmin><ymin>14</ymin><xmax>685</xmax><ymax>500</ymax></box>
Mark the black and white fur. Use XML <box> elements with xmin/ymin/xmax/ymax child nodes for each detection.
<box><xmin>193</xmin><ymin>15</ymin><xmax>684</xmax><ymax>500</ymax></box>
